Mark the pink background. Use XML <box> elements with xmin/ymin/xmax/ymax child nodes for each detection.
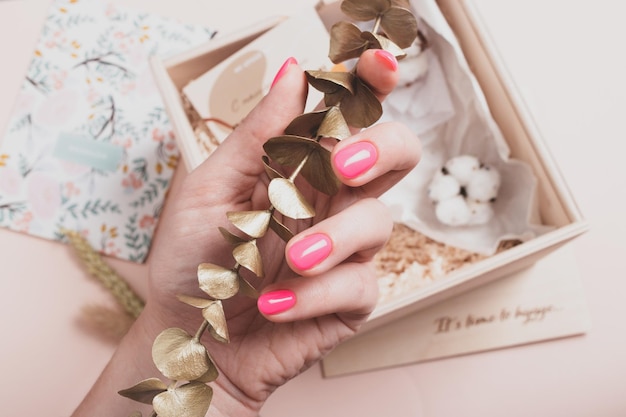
<box><xmin>1</xmin><ymin>0</ymin><xmax>625</xmax><ymax>416</ymax></box>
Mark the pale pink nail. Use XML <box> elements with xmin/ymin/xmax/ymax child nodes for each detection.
<box><xmin>271</xmin><ymin>57</ymin><xmax>297</xmax><ymax>89</ymax></box>
<box><xmin>258</xmin><ymin>289</ymin><xmax>296</xmax><ymax>315</ymax></box>
<box><xmin>334</xmin><ymin>141</ymin><xmax>378</xmax><ymax>179</ymax></box>
<box><xmin>288</xmin><ymin>233</ymin><xmax>332</xmax><ymax>270</ymax></box>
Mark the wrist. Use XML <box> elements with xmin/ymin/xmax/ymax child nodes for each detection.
<box><xmin>208</xmin><ymin>379</ymin><xmax>264</xmax><ymax>417</ymax></box>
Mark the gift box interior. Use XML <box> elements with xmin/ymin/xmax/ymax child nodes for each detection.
<box><xmin>150</xmin><ymin>0</ymin><xmax>587</xmax><ymax>332</ymax></box>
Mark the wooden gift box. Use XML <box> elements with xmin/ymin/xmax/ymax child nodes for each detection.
<box><xmin>150</xmin><ymin>0</ymin><xmax>587</xmax><ymax>332</ymax></box>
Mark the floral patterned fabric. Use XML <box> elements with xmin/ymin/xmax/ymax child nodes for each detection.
<box><xmin>0</xmin><ymin>0</ymin><xmax>215</xmax><ymax>262</ymax></box>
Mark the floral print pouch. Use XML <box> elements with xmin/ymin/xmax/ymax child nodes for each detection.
<box><xmin>0</xmin><ymin>0</ymin><xmax>215</xmax><ymax>262</ymax></box>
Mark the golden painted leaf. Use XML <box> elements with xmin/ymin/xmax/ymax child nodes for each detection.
<box><xmin>300</xmin><ymin>145</ymin><xmax>341</xmax><ymax>195</ymax></box>
<box><xmin>341</xmin><ymin>0</ymin><xmax>391</xmax><ymax>21</ymax></box>
<box><xmin>361</xmin><ymin>31</ymin><xmax>406</xmax><ymax>59</ymax></box>
<box><xmin>392</xmin><ymin>0</ymin><xmax>410</xmax><ymax>7</ymax></box>
<box><xmin>118</xmin><ymin>378</ymin><xmax>167</xmax><ymax>405</ymax></box>
<box><xmin>232</xmin><ymin>241</ymin><xmax>264</xmax><ymax>277</ymax></box>
<box><xmin>201</xmin><ymin>300</ymin><xmax>229</xmax><ymax>343</ymax></box>
<box><xmin>329</xmin><ymin>21</ymin><xmax>367</xmax><ymax>63</ymax></box>
<box><xmin>194</xmin><ymin>359</ymin><xmax>219</xmax><ymax>383</ymax></box>
<box><xmin>305</xmin><ymin>70</ymin><xmax>354</xmax><ymax>96</ymax></box>
<box><xmin>237</xmin><ymin>275</ymin><xmax>259</xmax><ymax>299</ymax></box>
<box><xmin>262</xmin><ymin>155</ymin><xmax>284</xmax><ymax>180</ymax></box>
<box><xmin>197</xmin><ymin>263</ymin><xmax>239</xmax><ymax>300</ymax></box>
<box><xmin>227</xmin><ymin>210</ymin><xmax>271</xmax><ymax>238</ymax></box>
<box><xmin>153</xmin><ymin>382</ymin><xmax>213</xmax><ymax>417</ymax></box>
<box><xmin>152</xmin><ymin>328</ymin><xmax>214</xmax><ymax>381</ymax></box>
<box><xmin>381</xmin><ymin>6</ymin><xmax>418</xmax><ymax>48</ymax></box>
<box><xmin>285</xmin><ymin>110</ymin><xmax>328</xmax><ymax>138</ymax></box>
<box><xmin>265</xmin><ymin>135</ymin><xmax>339</xmax><ymax>193</ymax></box>
<box><xmin>269</xmin><ymin>215</ymin><xmax>294</xmax><ymax>243</ymax></box>
<box><xmin>218</xmin><ymin>227</ymin><xmax>246</xmax><ymax>245</ymax></box>
<box><xmin>128</xmin><ymin>412</ymin><xmax>142</xmax><ymax>417</ymax></box>
<box><xmin>263</xmin><ymin>135</ymin><xmax>316</xmax><ymax>167</ymax></box>
<box><xmin>176</xmin><ymin>294</ymin><xmax>212</xmax><ymax>309</ymax></box>
<box><xmin>268</xmin><ymin>178</ymin><xmax>315</xmax><ymax>219</ymax></box>
<box><xmin>318</xmin><ymin>106</ymin><xmax>351</xmax><ymax>140</ymax></box>
<box><xmin>336</xmin><ymin>78</ymin><xmax>382</xmax><ymax>128</ymax></box>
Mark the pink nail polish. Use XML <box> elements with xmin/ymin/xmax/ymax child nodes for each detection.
<box><xmin>271</xmin><ymin>57</ymin><xmax>298</xmax><ymax>89</ymax></box>
<box><xmin>334</xmin><ymin>141</ymin><xmax>378</xmax><ymax>179</ymax></box>
<box><xmin>288</xmin><ymin>233</ymin><xmax>332</xmax><ymax>270</ymax></box>
<box><xmin>258</xmin><ymin>289</ymin><xmax>296</xmax><ymax>315</ymax></box>
<box><xmin>374</xmin><ymin>49</ymin><xmax>398</xmax><ymax>71</ymax></box>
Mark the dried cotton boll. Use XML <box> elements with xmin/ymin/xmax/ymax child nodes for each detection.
<box><xmin>466</xmin><ymin>166</ymin><xmax>501</xmax><ymax>203</ymax></box>
<box><xmin>427</xmin><ymin>170</ymin><xmax>461</xmax><ymax>202</ymax></box>
<box><xmin>427</xmin><ymin>155</ymin><xmax>501</xmax><ymax>227</ymax></box>
<box><xmin>397</xmin><ymin>35</ymin><xmax>429</xmax><ymax>87</ymax></box>
<box><xmin>435</xmin><ymin>195</ymin><xmax>472</xmax><ymax>226</ymax></box>
<box><xmin>443</xmin><ymin>155</ymin><xmax>481</xmax><ymax>186</ymax></box>
<box><xmin>467</xmin><ymin>201</ymin><xmax>495</xmax><ymax>225</ymax></box>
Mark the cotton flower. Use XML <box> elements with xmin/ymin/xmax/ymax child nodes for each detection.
<box><xmin>428</xmin><ymin>155</ymin><xmax>500</xmax><ymax>226</ymax></box>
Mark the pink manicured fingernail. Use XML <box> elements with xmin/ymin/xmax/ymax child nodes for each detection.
<box><xmin>288</xmin><ymin>233</ymin><xmax>332</xmax><ymax>270</ymax></box>
<box><xmin>258</xmin><ymin>289</ymin><xmax>296</xmax><ymax>315</ymax></box>
<box><xmin>333</xmin><ymin>141</ymin><xmax>378</xmax><ymax>179</ymax></box>
<box><xmin>271</xmin><ymin>57</ymin><xmax>298</xmax><ymax>89</ymax></box>
<box><xmin>374</xmin><ymin>49</ymin><xmax>398</xmax><ymax>71</ymax></box>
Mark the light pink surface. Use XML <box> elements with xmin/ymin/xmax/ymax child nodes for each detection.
<box><xmin>1</xmin><ymin>1</ymin><xmax>625</xmax><ymax>416</ymax></box>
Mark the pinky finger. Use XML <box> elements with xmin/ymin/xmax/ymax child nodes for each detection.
<box><xmin>257</xmin><ymin>262</ymin><xmax>379</xmax><ymax>328</ymax></box>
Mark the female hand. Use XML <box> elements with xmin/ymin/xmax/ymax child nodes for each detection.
<box><xmin>72</xmin><ymin>50</ymin><xmax>421</xmax><ymax>417</ymax></box>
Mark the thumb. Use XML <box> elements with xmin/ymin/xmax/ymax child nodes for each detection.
<box><xmin>186</xmin><ymin>58</ymin><xmax>308</xmax><ymax>193</ymax></box>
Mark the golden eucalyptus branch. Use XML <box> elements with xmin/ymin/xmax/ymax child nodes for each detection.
<box><xmin>118</xmin><ymin>1</ymin><xmax>419</xmax><ymax>416</ymax></box>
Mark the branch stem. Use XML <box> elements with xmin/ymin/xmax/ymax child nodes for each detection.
<box><xmin>194</xmin><ymin>320</ymin><xmax>209</xmax><ymax>341</ymax></box>
<box><xmin>289</xmin><ymin>152</ymin><xmax>311</xmax><ymax>182</ymax></box>
<box><xmin>373</xmin><ymin>15</ymin><xmax>382</xmax><ymax>34</ymax></box>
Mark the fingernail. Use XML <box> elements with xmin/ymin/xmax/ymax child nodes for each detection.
<box><xmin>271</xmin><ymin>57</ymin><xmax>298</xmax><ymax>89</ymax></box>
<box><xmin>288</xmin><ymin>233</ymin><xmax>332</xmax><ymax>270</ymax></box>
<box><xmin>334</xmin><ymin>141</ymin><xmax>378</xmax><ymax>179</ymax></box>
<box><xmin>374</xmin><ymin>49</ymin><xmax>398</xmax><ymax>71</ymax></box>
<box><xmin>258</xmin><ymin>289</ymin><xmax>296</xmax><ymax>315</ymax></box>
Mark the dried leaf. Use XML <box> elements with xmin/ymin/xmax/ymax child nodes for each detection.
<box><xmin>318</xmin><ymin>106</ymin><xmax>351</xmax><ymax>140</ymax></box>
<box><xmin>153</xmin><ymin>382</ymin><xmax>213</xmax><ymax>417</ymax></box>
<box><xmin>262</xmin><ymin>155</ymin><xmax>284</xmax><ymax>180</ymax></box>
<box><xmin>201</xmin><ymin>300</ymin><xmax>229</xmax><ymax>343</ymax></box>
<box><xmin>305</xmin><ymin>70</ymin><xmax>354</xmax><ymax>96</ymax></box>
<box><xmin>381</xmin><ymin>6</ymin><xmax>418</xmax><ymax>48</ymax></box>
<box><xmin>152</xmin><ymin>328</ymin><xmax>216</xmax><ymax>382</ymax></box>
<box><xmin>264</xmin><ymin>135</ymin><xmax>340</xmax><ymax>195</ymax></box>
<box><xmin>194</xmin><ymin>361</ymin><xmax>220</xmax><ymax>383</ymax></box>
<box><xmin>329</xmin><ymin>21</ymin><xmax>368</xmax><ymax>63</ymax></box>
<box><xmin>392</xmin><ymin>0</ymin><xmax>410</xmax><ymax>7</ymax></box>
<box><xmin>361</xmin><ymin>31</ymin><xmax>406</xmax><ymax>59</ymax></box>
<box><xmin>300</xmin><ymin>145</ymin><xmax>341</xmax><ymax>195</ymax></box>
<box><xmin>197</xmin><ymin>263</ymin><xmax>239</xmax><ymax>300</ymax></box>
<box><xmin>227</xmin><ymin>210</ymin><xmax>271</xmax><ymax>238</ymax></box>
<box><xmin>268</xmin><ymin>178</ymin><xmax>315</xmax><ymax>219</ymax></box>
<box><xmin>218</xmin><ymin>227</ymin><xmax>246</xmax><ymax>245</ymax></box>
<box><xmin>270</xmin><ymin>215</ymin><xmax>294</xmax><ymax>242</ymax></box>
<box><xmin>286</xmin><ymin>106</ymin><xmax>349</xmax><ymax>140</ymax></box>
<box><xmin>237</xmin><ymin>275</ymin><xmax>259</xmax><ymax>299</ymax></box>
<box><xmin>264</xmin><ymin>135</ymin><xmax>316</xmax><ymax>167</ymax></box>
<box><xmin>177</xmin><ymin>294</ymin><xmax>212</xmax><ymax>309</ymax></box>
<box><xmin>338</xmin><ymin>78</ymin><xmax>382</xmax><ymax>128</ymax></box>
<box><xmin>285</xmin><ymin>110</ymin><xmax>327</xmax><ymax>138</ymax></box>
<box><xmin>118</xmin><ymin>378</ymin><xmax>167</xmax><ymax>405</ymax></box>
<box><xmin>341</xmin><ymin>0</ymin><xmax>391</xmax><ymax>21</ymax></box>
<box><xmin>232</xmin><ymin>241</ymin><xmax>264</xmax><ymax>277</ymax></box>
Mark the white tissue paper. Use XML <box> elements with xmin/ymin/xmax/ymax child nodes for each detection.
<box><xmin>378</xmin><ymin>0</ymin><xmax>550</xmax><ymax>256</ymax></box>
